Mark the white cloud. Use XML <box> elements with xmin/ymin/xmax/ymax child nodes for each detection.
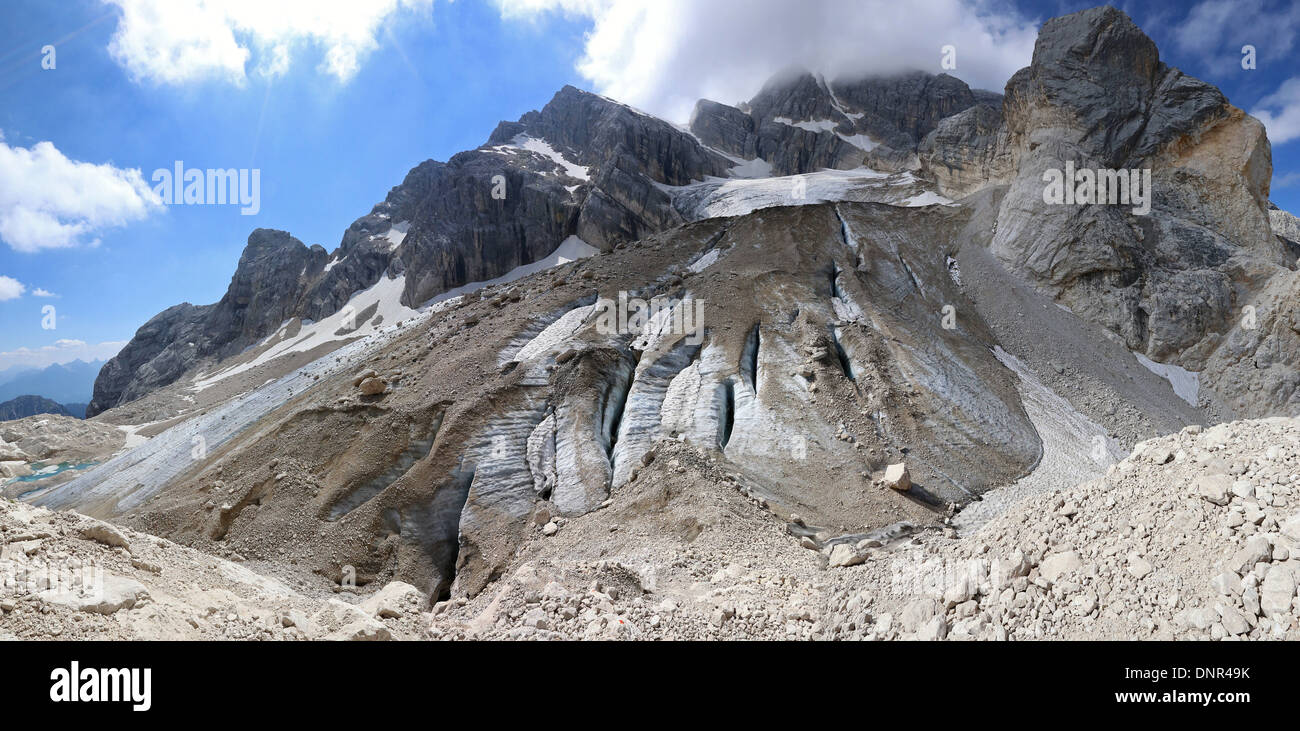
<box><xmin>1165</xmin><ymin>2</ymin><xmax>1300</xmax><ymax>145</ymax></box>
<box><xmin>1170</xmin><ymin>0</ymin><xmax>1300</xmax><ymax>65</ymax></box>
<box><xmin>1274</xmin><ymin>171</ymin><xmax>1300</xmax><ymax>187</ymax></box>
<box><xmin>1252</xmin><ymin>77</ymin><xmax>1300</xmax><ymax>144</ymax></box>
<box><xmin>0</xmin><ymin>276</ymin><xmax>25</xmax><ymax>301</ymax></box>
<box><xmin>492</xmin><ymin>0</ymin><xmax>1040</xmax><ymax>121</ymax></box>
<box><xmin>0</xmin><ymin>339</ymin><xmax>128</xmax><ymax>371</ymax></box>
<box><xmin>0</xmin><ymin>139</ymin><xmax>162</xmax><ymax>253</ymax></box>
<box><xmin>32</xmin><ymin>288</ymin><xmax>56</xmax><ymax>297</ymax></box>
<box><xmin>103</xmin><ymin>0</ymin><xmax>433</xmax><ymax>86</ymax></box>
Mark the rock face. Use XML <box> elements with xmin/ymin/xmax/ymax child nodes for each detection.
<box><xmin>991</xmin><ymin>6</ymin><xmax>1283</xmax><ymax>362</ymax></box>
<box><xmin>690</xmin><ymin>69</ymin><xmax>1001</xmax><ymax>176</ymax></box>
<box><xmin>88</xmin><ymin>229</ymin><xmax>330</xmax><ymax>415</ymax></box>
<box><xmin>91</xmin><ymin>68</ymin><xmax>1004</xmax><ymax>418</ymax></box>
<box><xmin>88</xmin><ymin>87</ymin><xmax>732</xmax><ymax>417</ymax></box>
<box><xmin>918</xmin><ymin>104</ymin><xmax>1013</xmax><ymax>197</ymax></box>
<box><xmin>829</xmin><ymin>71</ymin><xmax>998</xmax><ymax>151</ymax></box>
<box><xmin>0</xmin><ymin>395</ymin><xmax>72</xmax><ymax>421</ymax></box>
<box><xmin>910</xmin><ymin>6</ymin><xmax>1299</xmax><ymax>419</ymax></box>
<box><xmin>1269</xmin><ymin>201</ymin><xmax>1300</xmax><ymax>259</ymax></box>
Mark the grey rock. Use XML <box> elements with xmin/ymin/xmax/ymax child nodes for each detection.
<box><xmin>39</xmin><ymin>575</ymin><xmax>148</xmax><ymax>615</ymax></box>
<box><xmin>1228</xmin><ymin>536</ymin><xmax>1272</xmax><ymax>574</ymax></box>
<box><xmin>1197</xmin><ymin>474</ymin><xmax>1232</xmax><ymax>506</ymax></box>
<box><xmin>1217</xmin><ymin>604</ymin><xmax>1249</xmax><ymax>636</ymax></box>
<box><xmin>918</xmin><ymin>103</ymin><xmax>1012</xmax><ymax>198</ymax></box>
<box><xmin>309</xmin><ymin>599</ymin><xmax>392</xmax><ymax>641</ymax></box>
<box><xmin>973</xmin><ymin>7</ymin><xmax>1292</xmax><ymax>417</ymax></box>
<box><xmin>690</xmin><ymin>69</ymin><xmax>996</xmax><ymax>177</ymax></box>
<box><xmin>359</xmin><ymin>581</ymin><xmax>425</xmax><ymax>618</ymax></box>
<box><xmin>357</xmin><ymin>377</ymin><xmax>388</xmax><ymax>396</ymax></box>
<box><xmin>827</xmin><ymin>543</ymin><xmax>867</xmax><ymax>568</ymax></box>
<box><xmin>1259</xmin><ymin>567</ymin><xmax>1296</xmax><ymax>617</ymax></box>
<box><xmin>0</xmin><ymin>395</ymin><xmax>73</xmax><ymax>421</ymax></box>
<box><xmin>900</xmin><ymin>598</ymin><xmax>940</xmax><ymax>632</ymax></box>
<box><xmin>1040</xmin><ymin>550</ymin><xmax>1083</xmax><ymax>582</ymax></box>
<box><xmin>91</xmin><ymin>87</ymin><xmax>731</xmax><ymax>416</ymax></box>
<box><xmin>915</xmin><ymin>614</ymin><xmax>949</xmax><ymax>641</ymax></box>
<box><xmin>78</xmin><ymin>520</ymin><xmax>131</xmax><ymax>552</ymax></box>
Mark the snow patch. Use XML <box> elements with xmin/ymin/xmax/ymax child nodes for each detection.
<box><xmin>1133</xmin><ymin>352</ymin><xmax>1200</xmax><ymax>407</ymax></box>
<box><xmin>383</xmin><ymin>221</ymin><xmax>409</xmax><ymax>251</ymax></box>
<box><xmin>507</xmin><ymin>135</ymin><xmax>591</xmax><ymax>181</ymax></box>
<box><xmin>823</xmin><ymin>78</ymin><xmax>865</xmax><ymax>122</ymax></box>
<box><xmin>425</xmin><ymin>235</ymin><xmax>599</xmax><ymax>307</ymax></box>
<box><xmin>902</xmin><ymin>191</ymin><xmax>956</xmax><ymax>207</ymax></box>
<box><xmin>728</xmin><ymin>157</ymin><xmax>774</xmax><ymax>179</ymax></box>
<box><xmin>836</xmin><ymin>132</ymin><xmax>878</xmax><ymax>151</ymax></box>
<box><xmin>668</xmin><ymin>167</ymin><xmax>894</xmax><ymax>219</ymax></box>
<box><xmin>955</xmin><ymin>347</ymin><xmax>1128</xmax><ymax>532</ymax></box>
<box><xmin>688</xmin><ymin>247</ymin><xmax>722</xmax><ymax>273</ymax></box>
<box><xmin>193</xmin><ymin>274</ymin><xmax>420</xmax><ymax>390</ymax></box>
<box><xmin>774</xmin><ymin>116</ymin><xmax>839</xmax><ymax>134</ymax></box>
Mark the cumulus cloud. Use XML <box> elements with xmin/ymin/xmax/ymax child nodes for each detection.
<box><xmin>0</xmin><ymin>139</ymin><xmax>162</xmax><ymax>253</ymax></box>
<box><xmin>32</xmin><ymin>288</ymin><xmax>57</xmax><ymax>297</ymax></box>
<box><xmin>103</xmin><ymin>0</ymin><xmax>433</xmax><ymax>85</ymax></box>
<box><xmin>0</xmin><ymin>276</ymin><xmax>25</xmax><ymax>301</ymax></box>
<box><xmin>1252</xmin><ymin>77</ymin><xmax>1300</xmax><ymax>144</ymax></box>
<box><xmin>493</xmin><ymin>0</ymin><xmax>1040</xmax><ymax>121</ymax></box>
<box><xmin>0</xmin><ymin>339</ymin><xmax>128</xmax><ymax>371</ymax></box>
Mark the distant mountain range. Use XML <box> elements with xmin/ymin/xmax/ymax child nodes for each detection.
<box><xmin>0</xmin><ymin>360</ymin><xmax>104</xmax><ymax>407</ymax></box>
<box><xmin>0</xmin><ymin>395</ymin><xmax>77</xmax><ymax>421</ymax></box>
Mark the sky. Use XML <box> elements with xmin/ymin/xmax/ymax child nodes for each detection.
<box><xmin>2</xmin><ymin>0</ymin><xmax>1300</xmax><ymax>371</ymax></box>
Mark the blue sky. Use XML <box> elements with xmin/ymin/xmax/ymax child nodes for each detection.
<box><xmin>2</xmin><ymin>0</ymin><xmax>1299</xmax><ymax>370</ymax></box>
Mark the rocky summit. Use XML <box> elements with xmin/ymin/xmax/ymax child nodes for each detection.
<box><xmin>6</xmin><ymin>5</ymin><xmax>1300</xmax><ymax>642</ymax></box>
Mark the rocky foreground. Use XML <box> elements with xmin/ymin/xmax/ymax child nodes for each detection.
<box><xmin>415</xmin><ymin>416</ymin><xmax>1300</xmax><ymax>640</ymax></box>
<box><xmin>0</xmin><ymin>498</ymin><xmax>431</xmax><ymax>640</ymax></box>
<box><xmin>0</xmin><ymin>415</ymin><xmax>128</xmax><ymax>486</ymax></box>
<box><xmin>4</xmin><ymin>415</ymin><xmax>1298</xmax><ymax>640</ymax></box>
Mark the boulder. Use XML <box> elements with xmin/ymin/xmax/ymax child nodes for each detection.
<box><xmin>1259</xmin><ymin>567</ymin><xmax>1296</xmax><ymax>618</ymax></box>
<box><xmin>308</xmin><ymin>599</ymin><xmax>393</xmax><ymax>641</ymax></box>
<box><xmin>39</xmin><ymin>575</ymin><xmax>149</xmax><ymax>615</ymax></box>
<box><xmin>1040</xmin><ymin>551</ymin><xmax>1083</xmax><ymax>582</ymax></box>
<box><xmin>359</xmin><ymin>581</ymin><xmax>425</xmax><ymax>619</ymax></box>
<box><xmin>1228</xmin><ymin>536</ymin><xmax>1272</xmax><ymax>574</ymax></box>
<box><xmin>0</xmin><ymin>461</ymin><xmax>32</xmax><ymax>479</ymax></box>
<box><xmin>882</xmin><ymin>462</ymin><xmax>911</xmax><ymax>491</ymax></box>
<box><xmin>827</xmin><ymin>543</ymin><xmax>868</xmax><ymax>568</ymax></box>
<box><xmin>79</xmin><ymin>520</ymin><xmax>132</xmax><ymax>552</ymax></box>
<box><xmin>1197</xmin><ymin>474</ymin><xmax>1232</xmax><ymax>506</ymax></box>
<box><xmin>357</xmin><ymin>376</ymin><xmax>388</xmax><ymax>396</ymax></box>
